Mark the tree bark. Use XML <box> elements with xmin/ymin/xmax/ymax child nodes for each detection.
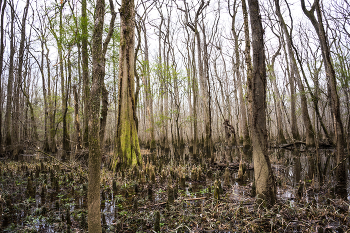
<box><xmin>247</xmin><ymin>0</ymin><xmax>276</xmax><ymax>206</ymax></box>
<box><xmin>114</xmin><ymin>0</ymin><xmax>141</xmax><ymax>169</ymax></box>
<box><xmin>57</xmin><ymin>2</ymin><xmax>70</xmax><ymax>160</ymax></box>
<box><xmin>241</xmin><ymin>0</ymin><xmax>252</xmax><ymax>148</ymax></box>
<box><xmin>11</xmin><ymin>0</ymin><xmax>29</xmax><ymax>156</ymax></box>
<box><xmin>100</xmin><ymin>84</ymin><xmax>108</xmax><ymax>150</ymax></box>
<box><xmin>141</xmin><ymin>20</ymin><xmax>156</xmax><ymax>151</ymax></box>
<box><xmin>73</xmin><ymin>85</ymin><xmax>82</xmax><ymax>150</ymax></box>
<box><xmin>0</xmin><ymin>0</ymin><xmax>6</xmax><ymax>154</ymax></box>
<box><xmin>88</xmin><ymin>0</ymin><xmax>115</xmax><ymax>230</ymax></box>
<box><xmin>4</xmin><ymin>6</ymin><xmax>15</xmax><ymax>149</ymax></box>
<box><xmin>88</xmin><ymin>0</ymin><xmax>105</xmax><ymax>230</ymax></box>
<box><xmin>40</xmin><ymin>39</ymin><xmax>50</xmax><ymax>152</ymax></box>
<box><xmin>45</xmin><ymin>44</ymin><xmax>57</xmax><ymax>153</ymax></box>
<box><xmin>201</xmin><ymin>22</ymin><xmax>213</xmax><ymax>159</ymax></box>
<box><xmin>82</xmin><ymin>0</ymin><xmax>90</xmax><ymax>148</ymax></box>
<box><xmin>282</xmin><ymin>39</ymin><xmax>300</xmax><ymax>141</ymax></box>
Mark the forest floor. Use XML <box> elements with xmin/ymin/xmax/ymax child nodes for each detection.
<box><xmin>0</xmin><ymin>146</ymin><xmax>349</xmax><ymax>232</ymax></box>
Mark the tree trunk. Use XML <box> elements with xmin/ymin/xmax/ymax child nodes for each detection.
<box><xmin>283</xmin><ymin>41</ymin><xmax>300</xmax><ymax>141</ymax></box>
<box><xmin>293</xmin><ymin>46</ymin><xmax>331</xmax><ymax>143</ymax></box>
<box><xmin>114</xmin><ymin>0</ymin><xmax>141</xmax><ymax>169</ymax></box>
<box><xmin>301</xmin><ymin>0</ymin><xmax>346</xmax><ymax>198</ymax></box>
<box><xmin>191</xmin><ymin>37</ymin><xmax>198</xmax><ymax>156</ymax></box>
<box><xmin>11</xmin><ymin>0</ymin><xmax>29</xmax><ymax>156</ymax></box>
<box><xmin>45</xmin><ymin>44</ymin><xmax>57</xmax><ymax>153</ymax></box>
<box><xmin>100</xmin><ymin>84</ymin><xmax>108</xmax><ymax>150</ymax></box>
<box><xmin>201</xmin><ymin>22</ymin><xmax>213</xmax><ymax>159</ymax></box>
<box><xmin>58</xmin><ymin>2</ymin><xmax>70</xmax><ymax>160</ymax></box>
<box><xmin>4</xmin><ymin>6</ymin><xmax>15</xmax><ymax>149</ymax></box>
<box><xmin>141</xmin><ymin>21</ymin><xmax>156</xmax><ymax>151</ymax></box>
<box><xmin>73</xmin><ymin>85</ymin><xmax>82</xmax><ymax>151</ymax></box>
<box><xmin>268</xmin><ymin>41</ymin><xmax>287</xmax><ymax>144</ymax></box>
<box><xmin>88</xmin><ymin>0</ymin><xmax>105</xmax><ymax>231</ymax></box>
<box><xmin>82</xmin><ymin>0</ymin><xmax>90</xmax><ymax>148</ymax></box>
<box><xmin>275</xmin><ymin>0</ymin><xmax>315</xmax><ymax>146</ymax></box>
<box><xmin>247</xmin><ymin>0</ymin><xmax>276</xmax><ymax>206</ymax></box>
<box><xmin>88</xmin><ymin>0</ymin><xmax>115</xmax><ymax>230</ymax></box>
<box><xmin>241</xmin><ymin>0</ymin><xmax>252</xmax><ymax>148</ymax></box>
<box><xmin>0</xmin><ymin>0</ymin><xmax>6</xmax><ymax>154</ymax></box>
<box><xmin>40</xmin><ymin>40</ymin><xmax>50</xmax><ymax>152</ymax></box>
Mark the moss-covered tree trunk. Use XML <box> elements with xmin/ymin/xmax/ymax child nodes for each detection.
<box><xmin>247</xmin><ymin>0</ymin><xmax>276</xmax><ymax>206</ymax></box>
<box><xmin>114</xmin><ymin>0</ymin><xmax>141</xmax><ymax>169</ymax></box>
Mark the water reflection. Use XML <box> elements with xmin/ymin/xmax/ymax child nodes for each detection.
<box><xmin>270</xmin><ymin>148</ymin><xmax>349</xmax><ymax>202</ymax></box>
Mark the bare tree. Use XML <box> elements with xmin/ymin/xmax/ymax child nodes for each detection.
<box><xmin>301</xmin><ymin>0</ymin><xmax>346</xmax><ymax>198</ymax></box>
<box><xmin>247</xmin><ymin>0</ymin><xmax>276</xmax><ymax>206</ymax></box>
<box><xmin>0</xmin><ymin>0</ymin><xmax>6</xmax><ymax>154</ymax></box>
<box><xmin>275</xmin><ymin>0</ymin><xmax>315</xmax><ymax>146</ymax></box>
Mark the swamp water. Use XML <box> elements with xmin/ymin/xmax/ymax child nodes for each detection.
<box><xmin>0</xmin><ymin>146</ymin><xmax>349</xmax><ymax>232</ymax></box>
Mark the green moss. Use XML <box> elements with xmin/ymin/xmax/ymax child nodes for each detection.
<box><xmin>114</xmin><ymin>114</ymin><xmax>141</xmax><ymax>170</ymax></box>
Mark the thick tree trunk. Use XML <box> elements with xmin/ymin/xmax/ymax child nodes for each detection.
<box><xmin>114</xmin><ymin>0</ymin><xmax>141</xmax><ymax>169</ymax></box>
<box><xmin>247</xmin><ymin>0</ymin><xmax>276</xmax><ymax>206</ymax></box>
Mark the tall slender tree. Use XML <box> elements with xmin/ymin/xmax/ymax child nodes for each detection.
<box><xmin>301</xmin><ymin>0</ymin><xmax>346</xmax><ymax>198</ymax></box>
<box><xmin>275</xmin><ymin>0</ymin><xmax>315</xmax><ymax>146</ymax></box>
<box><xmin>241</xmin><ymin>0</ymin><xmax>252</xmax><ymax>148</ymax></box>
<box><xmin>4</xmin><ymin>4</ymin><xmax>15</xmax><ymax>151</ymax></box>
<box><xmin>81</xmin><ymin>0</ymin><xmax>90</xmax><ymax>148</ymax></box>
<box><xmin>247</xmin><ymin>0</ymin><xmax>276</xmax><ymax>206</ymax></box>
<box><xmin>88</xmin><ymin>0</ymin><xmax>116</xmax><ymax>230</ymax></box>
<box><xmin>0</xmin><ymin>0</ymin><xmax>6</xmax><ymax>154</ymax></box>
